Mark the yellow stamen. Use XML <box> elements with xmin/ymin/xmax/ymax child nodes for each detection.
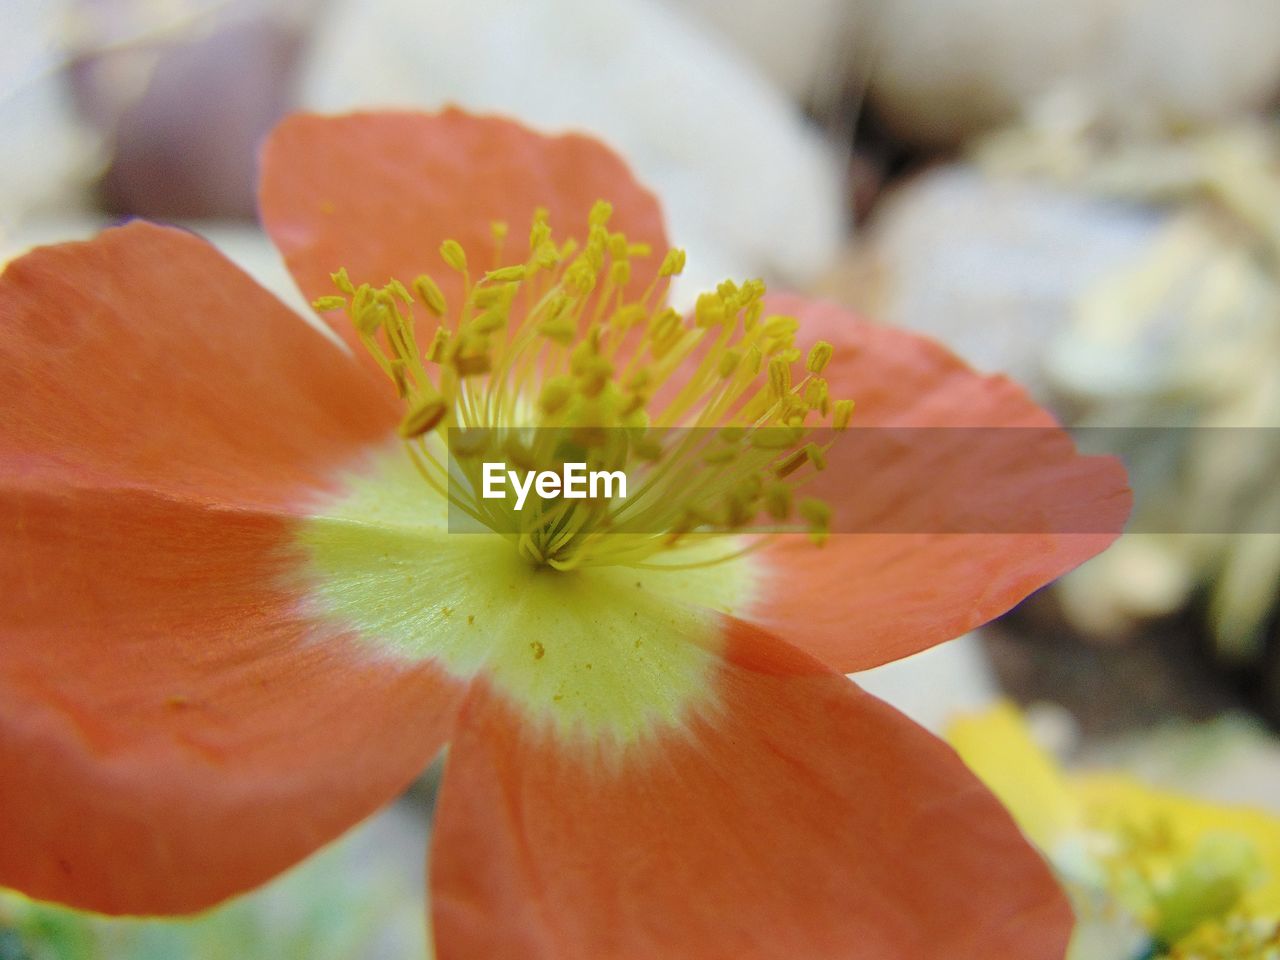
<box><xmin>806</xmin><ymin>340</ymin><xmax>834</xmax><ymax>373</ymax></box>
<box><xmin>413</xmin><ymin>275</ymin><xmax>447</xmax><ymax>316</ymax></box>
<box><xmin>320</xmin><ymin>202</ymin><xmax>855</xmax><ymax>569</ymax></box>
<box><xmin>312</xmin><ymin>295</ymin><xmax>346</xmax><ymax>312</ymax></box>
<box><xmin>832</xmin><ymin>398</ymin><xmax>856</xmax><ymax>431</ymax></box>
<box><xmin>440</xmin><ymin>239</ymin><xmax>468</xmax><ymax>273</ymax></box>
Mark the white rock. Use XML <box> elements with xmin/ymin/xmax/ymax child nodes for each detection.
<box><xmin>673</xmin><ymin>0</ymin><xmax>861</xmax><ymax>110</ymax></box>
<box><xmin>871</xmin><ymin>0</ymin><xmax>1280</xmax><ymax>144</ymax></box>
<box><xmin>826</xmin><ymin>164</ymin><xmax>1164</xmax><ymax>400</ymax></box>
<box><xmin>0</xmin><ymin>0</ymin><xmax>103</xmax><ymax>236</ymax></box>
<box><xmin>681</xmin><ymin>0</ymin><xmax>1280</xmax><ymax>145</ymax></box>
<box><xmin>866</xmin><ymin>0</ymin><xmax>1099</xmax><ymax>146</ymax></box>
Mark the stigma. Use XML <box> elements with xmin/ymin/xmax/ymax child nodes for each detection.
<box><xmin>314</xmin><ymin>201</ymin><xmax>853</xmax><ymax>571</ymax></box>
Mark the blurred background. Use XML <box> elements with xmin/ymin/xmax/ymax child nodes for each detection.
<box><xmin>3</xmin><ymin>0</ymin><xmax>1280</xmax><ymax>957</ymax></box>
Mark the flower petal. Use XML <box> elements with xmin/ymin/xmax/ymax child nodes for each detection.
<box><xmin>429</xmin><ymin>616</ymin><xmax>1073</xmax><ymax>960</ymax></box>
<box><xmin>259</xmin><ymin>109</ymin><xmax>668</xmax><ymax>359</ymax></box>
<box><xmin>0</xmin><ymin>486</ymin><xmax>463</xmax><ymax>914</ymax></box>
<box><xmin>744</xmin><ymin>294</ymin><xmax>1131</xmax><ymax>672</ymax></box>
<box><xmin>0</xmin><ymin>221</ymin><xmax>396</xmax><ymax>509</ymax></box>
<box><xmin>0</xmin><ymin>225</ymin><xmax>461</xmax><ymax>913</ymax></box>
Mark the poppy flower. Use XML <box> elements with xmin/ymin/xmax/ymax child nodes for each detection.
<box><xmin>0</xmin><ymin>109</ymin><xmax>1129</xmax><ymax>959</ymax></box>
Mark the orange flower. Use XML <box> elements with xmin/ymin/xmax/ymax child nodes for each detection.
<box><xmin>0</xmin><ymin>110</ymin><xmax>1129</xmax><ymax>959</ymax></box>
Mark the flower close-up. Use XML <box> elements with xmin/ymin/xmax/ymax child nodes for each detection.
<box><xmin>1</xmin><ymin>109</ymin><xmax>1130</xmax><ymax>958</ymax></box>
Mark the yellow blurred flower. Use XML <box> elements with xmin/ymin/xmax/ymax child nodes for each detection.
<box><xmin>948</xmin><ymin>703</ymin><xmax>1280</xmax><ymax>958</ymax></box>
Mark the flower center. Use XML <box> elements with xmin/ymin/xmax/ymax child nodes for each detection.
<box><xmin>315</xmin><ymin>201</ymin><xmax>852</xmax><ymax>571</ymax></box>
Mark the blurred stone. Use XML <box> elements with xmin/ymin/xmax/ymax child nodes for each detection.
<box><xmin>677</xmin><ymin>0</ymin><xmax>1280</xmax><ymax>147</ymax></box>
<box><xmin>865</xmin><ymin>0</ymin><xmax>1099</xmax><ymax>147</ymax></box>
<box><xmin>68</xmin><ymin>0</ymin><xmax>316</xmax><ymax>220</ymax></box>
<box><xmin>98</xmin><ymin>21</ymin><xmax>302</xmax><ymax>218</ymax></box>
<box><xmin>1056</xmin><ymin>535</ymin><xmax>1198</xmax><ymax>641</ymax></box>
<box><xmin>1065</xmin><ymin>900</ymin><xmax>1149</xmax><ymax>960</ymax></box>
<box><xmin>1080</xmin><ymin>714</ymin><xmax>1280</xmax><ymax>814</ymax></box>
<box><xmin>0</xmin><ymin>0</ymin><xmax>104</xmax><ymax>235</ymax></box>
<box><xmin>673</xmin><ymin>0</ymin><xmax>862</xmax><ymax>113</ymax></box>
<box><xmin>820</xmin><ymin>164</ymin><xmax>1164</xmax><ymax>401</ymax></box>
<box><xmin>867</xmin><ymin>0</ymin><xmax>1280</xmax><ymax>147</ymax></box>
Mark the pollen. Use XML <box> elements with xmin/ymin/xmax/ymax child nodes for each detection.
<box><xmin>315</xmin><ymin>201</ymin><xmax>852</xmax><ymax>571</ymax></box>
